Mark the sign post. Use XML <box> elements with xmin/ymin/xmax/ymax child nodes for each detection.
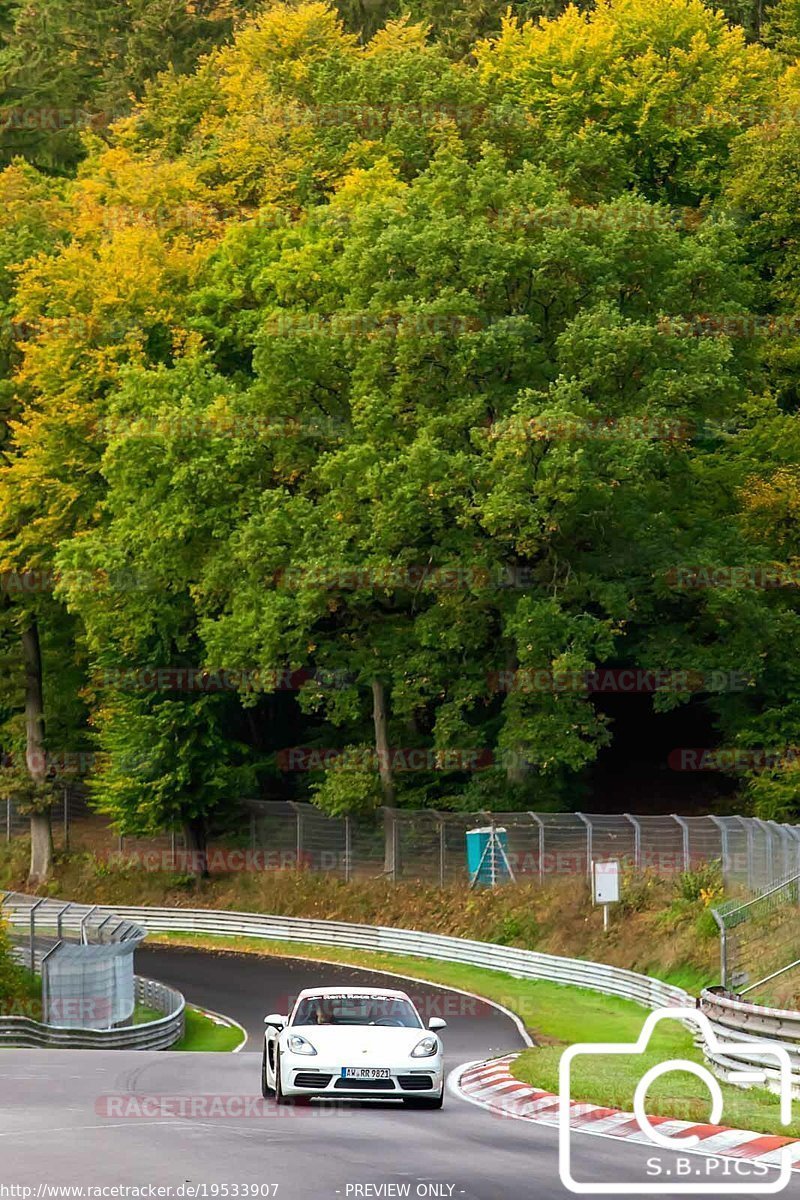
<box><xmin>592</xmin><ymin>859</ymin><xmax>620</xmax><ymax>933</ymax></box>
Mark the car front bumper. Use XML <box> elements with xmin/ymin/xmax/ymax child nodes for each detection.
<box><xmin>281</xmin><ymin>1061</ymin><xmax>444</xmax><ymax>1098</ymax></box>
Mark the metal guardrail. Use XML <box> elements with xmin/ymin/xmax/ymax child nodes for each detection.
<box><xmin>698</xmin><ymin>987</ymin><xmax>800</xmax><ymax>1091</ymax></box>
<box><xmin>112</xmin><ymin>902</ymin><xmax>800</xmax><ymax>1088</ymax></box>
<box><xmin>0</xmin><ymin>891</ymin><xmax>145</xmax><ymax>953</ymax></box>
<box><xmin>697</xmin><ymin>987</ymin><xmax>800</xmax><ymax>1097</ymax></box>
<box><xmin>0</xmin><ymin>976</ymin><xmax>185</xmax><ymax>1050</ymax></box>
<box><xmin>0</xmin><ymin>892</ymin><xmax>184</xmax><ymax>1049</ymax></box>
<box><xmin>118</xmin><ymin>904</ymin><xmax>800</xmax><ymax>1094</ymax></box>
<box><xmin>700</xmin><ymin>987</ymin><xmax>800</xmax><ymax>1044</ymax></box>
<box><xmin>12</xmin><ymin>894</ymin><xmax>800</xmax><ymax>1077</ymax></box>
<box><xmin>101</xmin><ymin>903</ymin><xmax>692</xmax><ymax>1011</ymax></box>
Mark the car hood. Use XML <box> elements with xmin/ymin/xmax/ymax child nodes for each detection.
<box><xmin>286</xmin><ymin>1025</ymin><xmax>434</xmax><ymax>1062</ymax></box>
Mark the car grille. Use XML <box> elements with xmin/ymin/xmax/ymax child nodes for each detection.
<box><xmin>333</xmin><ymin>1078</ymin><xmax>396</xmax><ymax>1091</ymax></box>
<box><xmin>397</xmin><ymin>1075</ymin><xmax>434</xmax><ymax>1091</ymax></box>
<box><xmin>293</xmin><ymin>1072</ymin><xmax>333</xmax><ymax>1089</ymax></box>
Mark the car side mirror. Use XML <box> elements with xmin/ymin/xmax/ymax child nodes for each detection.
<box><xmin>265</xmin><ymin>1013</ymin><xmax>287</xmax><ymax>1028</ymax></box>
<box><xmin>428</xmin><ymin>1017</ymin><xmax>447</xmax><ymax>1031</ymax></box>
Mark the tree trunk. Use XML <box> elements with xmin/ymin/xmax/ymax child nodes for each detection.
<box><xmin>371</xmin><ymin>678</ymin><xmax>397</xmax><ymax>875</ymax></box>
<box><xmin>506</xmin><ymin>743</ymin><xmax>527</xmax><ymax>786</ymax></box>
<box><xmin>182</xmin><ymin>815</ymin><xmax>209</xmax><ymax>879</ymax></box>
<box><xmin>22</xmin><ymin>620</ymin><xmax>52</xmax><ymax>885</ymax></box>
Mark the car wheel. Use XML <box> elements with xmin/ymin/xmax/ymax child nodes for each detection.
<box><xmin>261</xmin><ymin>1048</ymin><xmax>272</xmax><ymax>1098</ymax></box>
<box><xmin>403</xmin><ymin>1091</ymin><xmax>444</xmax><ymax>1110</ymax></box>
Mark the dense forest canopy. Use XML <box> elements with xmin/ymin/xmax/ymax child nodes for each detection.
<box><xmin>1</xmin><ymin>0</ymin><xmax>800</xmax><ymax>877</ymax></box>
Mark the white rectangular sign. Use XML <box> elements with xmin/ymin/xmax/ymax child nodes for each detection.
<box><xmin>592</xmin><ymin>859</ymin><xmax>620</xmax><ymax>905</ymax></box>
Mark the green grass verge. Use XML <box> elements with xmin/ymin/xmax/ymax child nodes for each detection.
<box><xmin>171</xmin><ymin>1004</ymin><xmax>244</xmax><ymax>1052</ymax></box>
<box><xmin>147</xmin><ymin>929</ymin><xmax>795</xmax><ymax>1136</ymax></box>
<box><xmin>513</xmin><ymin>1015</ymin><xmax>799</xmax><ymax>1138</ymax></box>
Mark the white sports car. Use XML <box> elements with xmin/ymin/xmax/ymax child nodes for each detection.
<box><xmin>261</xmin><ymin>985</ymin><xmax>446</xmax><ymax>1108</ymax></box>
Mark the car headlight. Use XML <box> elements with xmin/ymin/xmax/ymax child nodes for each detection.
<box><xmin>287</xmin><ymin>1034</ymin><xmax>317</xmax><ymax>1056</ymax></box>
<box><xmin>410</xmin><ymin>1035</ymin><xmax>439</xmax><ymax>1058</ymax></box>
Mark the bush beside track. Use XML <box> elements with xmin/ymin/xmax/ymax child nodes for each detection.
<box><xmin>0</xmin><ymin>919</ymin><xmax>41</xmax><ymax>1019</ymax></box>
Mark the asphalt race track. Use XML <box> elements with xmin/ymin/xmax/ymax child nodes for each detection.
<box><xmin>0</xmin><ymin>945</ymin><xmax>796</xmax><ymax>1199</ymax></box>
<box><xmin>134</xmin><ymin>945</ymin><xmax>527</xmax><ymax>1056</ymax></box>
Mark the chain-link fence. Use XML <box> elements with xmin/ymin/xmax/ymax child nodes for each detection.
<box><xmin>3</xmin><ymin>789</ymin><xmax>77</xmax><ymax>845</ymax></box>
<box><xmin>108</xmin><ymin>805</ymin><xmax>800</xmax><ymax>895</ymax></box>
<box><xmin>6</xmin><ymin>794</ymin><xmax>800</xmax><ymax>896</ymax></box>
<box><xmin>713</xmin><ymin>873</ymin><xmax>800</xmax><ymax>999</ymax></box>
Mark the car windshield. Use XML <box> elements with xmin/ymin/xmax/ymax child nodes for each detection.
<box><xmin>292</xmin><ymin>994</ymin><xmax>422</xmax><ymax>1028</ymax></box>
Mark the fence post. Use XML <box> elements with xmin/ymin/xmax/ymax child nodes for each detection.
<box><xmin>29</xmin><ymin>897</ymin><xmax>45</xmax><ymax>971</ymax></box>
<box><xmin>40</xmin><ymin>941</ymin><xmax>62</xmax><ymax>1024</ymax></box>
<box><xmin>96</xmin><ymin>914</ymin><xmax>114</xmax><ymax>943</ymax></box>
<box><xmin>56</xmin><ymin>903</ymin><xmax>71</xmax><ymax>941</ymax></box>
<box><xmin>577</xmin><ymin>812</ymin><xmax>592</xmax><ymax>879</ymax></box>
<box><xmin>708</xmin><ymin>815</ymin><xmax>731</xmax><ymax>889</ymax></box>
<box><xmin>673</xmin><ymin>815</ymin><xmax>690</xmax><ymax>872</ymax></box>
<box><xmin>63</xmin><ymin>788</ymin><xmax>69</xmax><ymax>851</ymax></box>
<box><xmin>80</xmin><ymin>905</ymin><xmax>98</xmax><ymax>946</ymax></box>
<box><xmin>529</xmin><ymin>812</ymin><xmax>544</xmax><ymax>883</ymax></box>
<box><xmin>739</xmin><ymin>816</ymin><xmax>755</xmax><ymax>892</ymax></box>
<box><xmin>712</xmin><ymin>908</ymin><xmax>728</xmax><ymax>990</ymax></box>
<box><xmin>5</xmin><ymin>798</ymin><xmax>10</xmax><ymax>843</ymax></box>
<box><xmin>770</xmin><ymin>821</ymin><xmax>791</xmax><ymax>881</ymax></box>
<box><xmin>432</xmin><ymin>812</ymin><xmax>445</xmax><ymax>887</ymax></box>
<box><xmin>344</xmin><ymin>816</ymin><xmax>352</xmax><ymax>883</ymax></box>
<box><xmin>170</xmin><ymin>830</ymin><xmax>176</xmax><ymax>870</ymax></box>
<box><xmin>625</xmin><ymin>814</ymin><xmax>641</xmax><ymax>871</ymax></box>
<box><xmin>754</xmin><ymin>818</ymin><xmax>774</xmax><ymax>889</ymax></box>
<box><xmin>788</xmin><ymin>826</ymin><xmax>800</xmax><ymax>883</ymax></box>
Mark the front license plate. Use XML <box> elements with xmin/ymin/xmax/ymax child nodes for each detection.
<box><xmin>341</xmin><ymin>1067</ymin><xmax>391</xmax><ymax>1079</ymax></box>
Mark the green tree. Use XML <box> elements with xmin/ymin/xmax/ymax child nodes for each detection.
<box><xmin>0</xmin><ymin>0</ymin><xmax>262</xmax><ymax>173</ymax></box>
<box><xmin>475</xmin><ymin>0</ymin><xmax>777</xmax><ymax>204</ymax></box>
